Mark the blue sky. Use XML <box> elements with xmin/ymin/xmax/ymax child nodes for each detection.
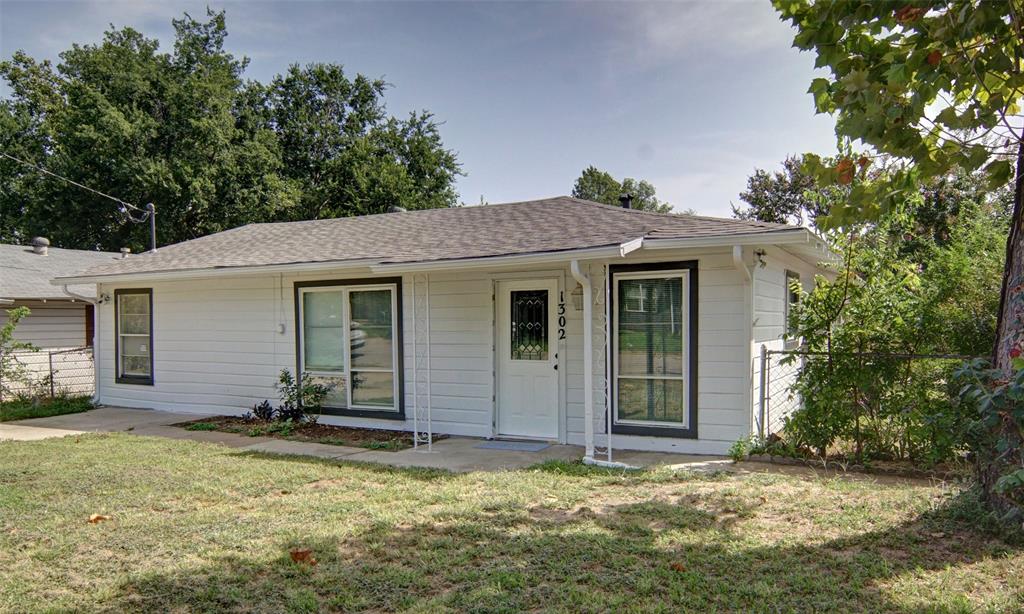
<box><xmin>1</xmin><ymin>0</ymin><xmax>839</xmax><ymax>217</ymax></box>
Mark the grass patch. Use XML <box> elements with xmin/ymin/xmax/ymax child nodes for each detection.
<box><xmin>0</xmin><ymin>395</ymin><xmax>93</xmax><ymax>422</ymax></box>
<box><xmin>0</xmin><ymin>434</ymin><xmax>1021</xmax><ymax>612</ymax></box>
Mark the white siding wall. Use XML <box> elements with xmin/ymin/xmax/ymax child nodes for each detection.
<box><xmin>94</xmin><ymin>247</ymin><xmax>817</xmax><ymax>455</ymax></box>
<box><xmin>10</xmin><ymin>300</ymin><xmax>89</xmax><ymax>349</ymax></box>
<box><xmin>750</xmin><ymin>247</ymin><xmax>819</xmax><ymax>435</ymax></box>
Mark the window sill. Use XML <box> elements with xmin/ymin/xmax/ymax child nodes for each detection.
<box><xmin>611</xmin><ymin>422</ymin><xmax>697</xmax><ymax>439</ymax></box>
<box><xmin>116</xmin><ymin>376</ymin><xmax>153</xmax><ymax>386</ymax></box>
<box><xmin>318</xmin><ymin>406</ymin><xmax>405</xmax><ymax>421</ymax></box>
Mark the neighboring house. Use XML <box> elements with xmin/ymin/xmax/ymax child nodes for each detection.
<box><xmin>1</xmin><ymin>238</ymin><xmax>120</xmax><ymax>397</ymax></box>
<box><xmin>55</xmin><ymin>197</ymin><xmax>831</xmax><ymax>457</ymax></box>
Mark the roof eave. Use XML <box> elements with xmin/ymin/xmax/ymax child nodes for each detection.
<box><xmin>368</xmin><ymin>241</ymin><xmax>643</xmax><ymax>273</ymax></box>
<box><xmin>51</xmin><ymin>258</ymin><xmax>382</xmax><ymax>285</ymax></box>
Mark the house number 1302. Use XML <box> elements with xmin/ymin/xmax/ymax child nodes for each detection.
<box><xmin>558</xmin><ymin>292</ymin><xmax>566</xmax><ymax>340</ymax></box>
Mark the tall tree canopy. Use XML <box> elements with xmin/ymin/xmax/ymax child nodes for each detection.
<box><xmin>571</xmin><ymin>165</ymin><xmax>673</xmax><ymax>213</ymax></box>
<box><xmin>774</xmin><ymin>0</ymin><xmax>1023</xmax><ymax>518</ymax></box>
<box><xmin>732</xmin><ymin>155</ymin><xmax>841</xmax><ymax>226</ymax></box>
<box><xmin>0</xmin><ymin>10</ymin><xmax>460</xmax><ymax>251</ymax></box>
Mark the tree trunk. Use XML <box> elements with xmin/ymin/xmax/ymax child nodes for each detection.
<box><xmin>986</xmin><ymin>139</ymin><xmax>1024</xmax><ymax>515</ymax></box>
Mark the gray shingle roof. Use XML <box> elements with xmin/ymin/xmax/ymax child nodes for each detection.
<box><xmin>64</xmin><ymin>197</ymin><xmax>801</xmax><ymax>280</ymax></box>
<box><xmin>1</xmin><ymin>243</ymin><xmax>120</xmax><ymax>299</ymax></box>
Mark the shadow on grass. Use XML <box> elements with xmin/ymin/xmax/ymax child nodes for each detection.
<box><xmin>108</xmin><ymin>489</ymin><xmax>1022</xmax><ymax>612</ymax></box>
<box><xmin>227</xmin><ymin>448</ymin><xmax>457</xmax><ymax>482</ymax></box>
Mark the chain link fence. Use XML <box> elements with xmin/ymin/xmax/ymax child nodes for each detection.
<box><xmin>0</xmin><ymin>347</ymin><xmax>94</xmax><ymax>402</ymax></box>
<box><xmin>758</xmin><ymin>347</ymin><xmax>976</xmax><ymax>439</ymax></box>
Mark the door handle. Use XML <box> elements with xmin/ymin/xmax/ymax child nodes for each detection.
<box><xmin>553</xmin><ymin>363</ymin><xmax>558</xmax><ymax>371</ymax></box>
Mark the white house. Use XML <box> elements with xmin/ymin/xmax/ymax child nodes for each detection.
<box><xmin>2</xmin><ymin>238</ymin><xmax>120</xmax><ymax>398</ymax></box>
<box><xmin>54</xmin><ymin>197</ymin><xmax>831</xmax><ymax>459</ymax></box>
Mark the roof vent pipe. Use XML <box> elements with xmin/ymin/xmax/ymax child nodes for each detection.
<box><xmin>120</xmin><ymin>247</ymin><xmax>131</xmax><ymax>259</ymax></box>
<box><xmin>31</xmin><ymin>236</ymin><xmax>49</xmax><ymax>255</ymax></box>
<box><xmin>618</xmin><ymin>194</ymin><xmax>633</xmax><ymax>209</ymax></box>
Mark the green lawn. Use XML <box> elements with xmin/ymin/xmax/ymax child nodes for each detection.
<box><xmin>0</xmin><ymin>395</ymin><xmax>93</xmax><ymax>422</ymax></box>
<box><xmin>0</xmin><ymin>434</ymin><xmax>1021</xmax><ymax>613</ymax></box>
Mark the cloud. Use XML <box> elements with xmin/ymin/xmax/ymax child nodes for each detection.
<box><xmin>600</xmin><ymin>0</ymin><xmax>796</xmax><ymax>68</ymax></box>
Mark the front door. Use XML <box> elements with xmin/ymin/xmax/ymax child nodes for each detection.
<box><xmin>496</xmin><ymin>279</ymin><xmax>559</xmax><ymax>439</ymax></box>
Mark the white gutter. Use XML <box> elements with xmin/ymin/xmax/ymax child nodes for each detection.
<box><xmin>371</xmin><ymin>242</ymin><xmax>643</xmax><ymax>274</ymax></box>
<box><xmin>642</xmin><ymin>228</ymin><xmax>813</xmax><ymax>250</ymax></box>
<box><xmin>571</xmin><ymin>237</ymin><xmax>645</xmax><ymax>470</ymax></box>
<box><xmin>50</xmin><ymin>241</ymin><xmax>652</xmax><ymax>285</ymax></box>
<box><xmin>732</xmin><ymin>245</ymin><xmax>751</xmax><ymax>282</ymax></box>
<box><xmin>52</xmin><ymin>258</ymin><xmax>381</xmax><ymax>286</ymax></box>
<box><xmin>60</xmin><ymin>285</ymin><xmax>96</xmax><ymax>304</ymax></box>
<box><xmin>570</xmin><ymin>259</ymin><xmax>595</xmax><ymax>462</ymax></box>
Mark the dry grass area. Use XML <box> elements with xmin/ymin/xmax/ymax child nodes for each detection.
<box><xmin>1</xmin><ymin>433</ymin><xmax>1022</xmax><ymax>613</ymax></box>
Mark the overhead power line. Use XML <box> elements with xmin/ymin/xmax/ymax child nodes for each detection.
<box><xmin>1</xmin><ymin>150</ymin><xmax>158</xmax><ymax>251</ymax></box>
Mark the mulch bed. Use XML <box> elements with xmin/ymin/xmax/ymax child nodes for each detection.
<box><xmin>174</xmin><ymin>416</ymin><xmax>445</xmax><ymax>451</ymax></box>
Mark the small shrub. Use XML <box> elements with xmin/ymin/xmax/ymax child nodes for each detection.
<box><xmin>728</xmin><ymin>437</ymin><xmax>752</xmax><ymax>462</ymax></box>
<box><xmin>248</xmin><ymin>400</ymin><xmax>276</xmax><ymax>422</ymax></box>
<box><xmin>275</xmin><ymin>369</ymin><xmax>332</xmax><ymax>424</ymax></box>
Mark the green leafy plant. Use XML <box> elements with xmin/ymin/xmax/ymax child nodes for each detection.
<box><xmin>728</xmin><ymin>437</ymin><xmax>753</xmax><ymax>462</ymax></box>
<box><xmin>275</xmin><ymin>369</ymin><xmax>332</xmax><ymax>424</ymax></box>
<box><xmin>955</xmin><ymin>359</ymin><xmax>1024</xmax><ymax>525</ymax></box>
<box><xmin>0</xmin><ymin>307</ymin><xmax>36</xmax><ymax>401</ymax></box>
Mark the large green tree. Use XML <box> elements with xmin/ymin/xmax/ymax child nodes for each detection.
<box><xmin>571</xmin><ymin>165</ymin><xmax>673</xmax><ymax>213</ymax></box>
<box><xmin>0</xmin><ymin>10</ymin><xmax>460</xmax><ymax>251</ymax></box>
<box><xmin>732</xmin><ymin>155</ymin><xmax>844</xmax><ymax>225</ymax></box>
<box><xmin>774</xmin><ymin>0</ymin><xmax>1023</xmax><ymax>516</ymax></box>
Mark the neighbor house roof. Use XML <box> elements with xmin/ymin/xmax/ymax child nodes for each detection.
<box><xmin>55</xmin><ymin>197</ymin><xmax>827</xmax><ymax>282</ymax></box>
<box><xmin>1</xmin><ymin>243</ymin><xmax>120</xmax><ymax>299</ymax></box>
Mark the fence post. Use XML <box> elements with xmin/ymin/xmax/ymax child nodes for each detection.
<box><xmin>48</xmin><ymin>351</ymin><xmax>55</xmax><ymax>398</ymax></box>
<box><xmin>758</xmin><ymin>345</ymin><xmax>767</xmax><ymax>438</ymax></box>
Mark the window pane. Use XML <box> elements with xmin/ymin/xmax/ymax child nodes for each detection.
<box><xmin>350</xmin><ymin>289</ymin><xmax>393</xmax><ymax>369</ymax></box>
<box><xmin>120</xmin><ymin>335</ymin><xmax>150</xmax><ymax>357</ymax></box>
<box><xmin>306</xmin><ymin>373</ymin><xmax>347</xmax><ymax>408</ymax></box>
<box><xmin>118</xmin><ymin>294</ymin><xmax>149</xmax><ymax>315</ymax></box>
<box><xmin>303</xmin><ymin>291</ymin><xmax>345</xmax><ymax>372</ymax></box>
<box><xmin>121</xmin><ymin>354</ymin><xmax>150</xmax><ymax>377</ymax></box>
<box><xmin>351</xmin><ymin>371</ymin><xmax>395</xmax><ymax>408</ymax></box>
<box><xmin>119</xmin><ymin>314</ymin><xmax>149</xmax><ymax>335</ymax></box>
<box><xmin>617</xmin><ymin>277</ymin><xmax>684</xmax><ymax>376</ymax></box>
<box><xmin>510</xmin><ymin>289</ymin><xmax>548</xmax><ymax>360</ymax></box>
<box><xmin>617</xmin><ymin>378</ymin><xmax>685</xmax><ymax>424</ymax></box>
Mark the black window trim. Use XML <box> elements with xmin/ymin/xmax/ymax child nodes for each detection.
<box><xmin>114</xmin><ymin>287</ymin><xmax>154</xmax><ymax>386</ymax></box>
<box><xmin>608</xmin><ymin>261</ymin><xmax>698</xmax><ymax>439</ymax></box>
<box><xmin>293</xmin><ymin>277</ymin><xmax>405</xmax><ymax>421</ymax></box>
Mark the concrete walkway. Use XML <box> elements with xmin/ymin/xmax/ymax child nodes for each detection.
<box><xmin>0</xmin><ymin>406</ymin><xmax>732</xmax><ymax>473</ymax></box>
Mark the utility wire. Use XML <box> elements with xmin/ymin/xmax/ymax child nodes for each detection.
<box><xmin>0</xmin><ymin>151</ymin><xmax>150</xmax><ymax>222</ymax></box>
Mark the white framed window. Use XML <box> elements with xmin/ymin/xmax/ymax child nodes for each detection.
<box><xmin>115</xmin><ymin>288</ymin><xmax>153</xmax><ymax>385</ymax></box>
<box><xmin>296</xmin><ymin>280</ymin><xmax>401</xmax><ymax>416</ymax></box>
<box><xmin>784</xmin><ymin>270</ymin><xmax>801</xmax><ymax>349</ymax></box>
<box><xmin>611</xmin><ymin>263</ymin><xmax>696</xmax><ymax>437</ymax></box>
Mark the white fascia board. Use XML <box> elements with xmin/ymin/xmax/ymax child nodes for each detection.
<box><xmin>645</xmin><ymin>229</ymin><xmax>836</xmax><ymax>268</ymax></box>
<box><xmin>641</xmin><ymin>228</ymin><xmax>812</xmax><ymax>250</ymax></box>
<box><xmin>51</xmin><ymin>258</ymin><xmax>381</xmax><ymax>285</ymax></box>
<box><xmin>368</xmin><ymin>241</ymin><xmax>644</xmax><ymax>274</ymax></box>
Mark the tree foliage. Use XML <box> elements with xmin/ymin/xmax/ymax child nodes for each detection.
<box><xmin>733</xmin><ymin>155</ymin><xmax>845</xmax><ymax>225</ymax></box>
<box><xmin>774</xmin><ymin>0</ymin><xmax>1024</xmax><ymax>517</ymax></box>
<box><xmin>0</xmin><ymin>307</ymin><xmax>35</xmax><ymax>400</ymax></box>
<box><xmin>571</xmin><ymin>165</ymin><xmax>673</xmax><ymax>213</ymax></box>
<box><xmin>0</xmin><ymin>10</ymin><xmax>461</xmax><ymax>251</ymax></box>
<box><xmin>784</xmin><ymin>187</ymin><xmax>1007</xmax><ymax>464</ymax></box>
